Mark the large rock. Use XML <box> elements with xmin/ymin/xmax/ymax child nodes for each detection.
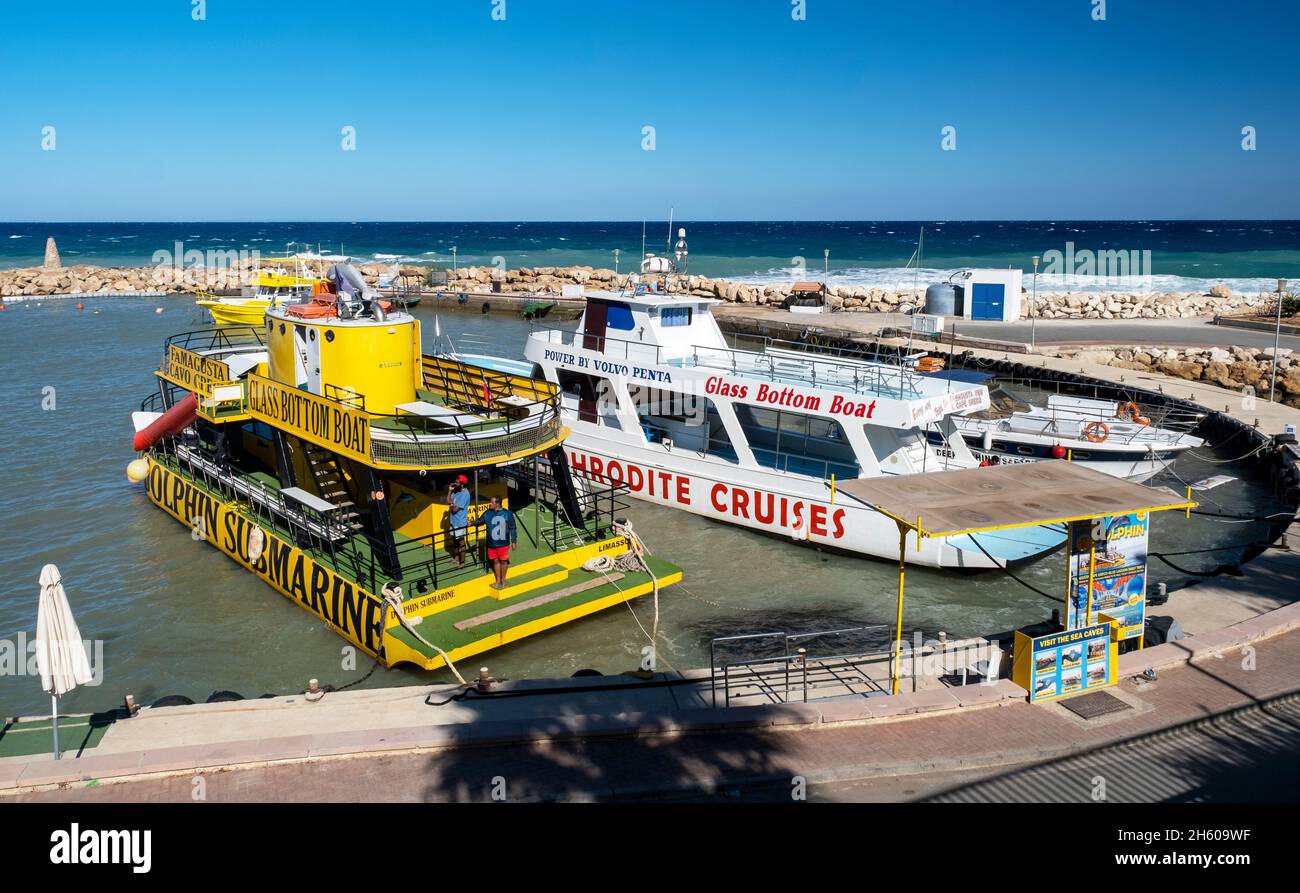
<box><xmin>1164</xmin><ymin>359</ymin><xmax>1206</xmax><ymax>380</ymax></box>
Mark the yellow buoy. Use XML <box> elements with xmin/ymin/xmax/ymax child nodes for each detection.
<box><xmin>126</xmin><ymin>458</ymin><xmax>149</xmax><ymax>482</ymax></box>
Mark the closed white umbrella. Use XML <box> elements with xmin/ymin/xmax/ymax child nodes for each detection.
<box><xmin>35</xmin><ymin>564</ymin><xmax>94</xmax><ymax>759</ymax></box>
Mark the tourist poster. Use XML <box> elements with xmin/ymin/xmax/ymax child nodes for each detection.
<box><xmin>1013</xmin><ymin>623</ymin><xmax>1117</xmax><ymax>704</ymax></box>
<box><xmin>1066</xmin><ymin>513</ymin><xmax>1149</xmax><ymax>640</ymax></box>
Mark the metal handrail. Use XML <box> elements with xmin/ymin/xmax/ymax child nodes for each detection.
<box><xmin>528</xmin><ymin>328</ymin><xmax>924</xmax><ymax>399</ymax></box>
<box><xmin>710</xmin><ymin>625</ymin><xmax>889</xmax><ymax>707</ymax></box>
<box><xmin>163</xmin><ymin>326</ymin><xmax>265</xmax><ymax>354</ymax></box>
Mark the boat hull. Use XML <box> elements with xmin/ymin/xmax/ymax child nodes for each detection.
<box><xmin>196</xmin><ymin>299</ymin><xmax>275</xmax><ymax>326</ymax></box>
<box><xmin>144</xmin><ymin>456</ymin><xmax>680</xmax><ymax>670</ymax></box>
<box><xmin>927</xmin><ymin>431</ymin><xmax>1188</xmax><ymax>482</ymax></box>
<box><xmin>558</xmin><ymin>433</ymin><xmax>1064</xmax><ymax>569</ymax></box>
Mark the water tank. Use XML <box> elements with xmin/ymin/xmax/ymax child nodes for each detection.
<box><xmin>925</xmin><ymin>282</ymin><xmax>956</xmax><ymax>315</ymax></box>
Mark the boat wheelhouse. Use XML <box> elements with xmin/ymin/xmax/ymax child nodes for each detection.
<box><xmin>132</xmin><ymin>267</ymin><xmax>681</xmax><ymax>672</ymax></box>
<box><xmin>485</xmin><ymin>292</ymin><xmax>1067</xmax><ymax>568</ymax></box>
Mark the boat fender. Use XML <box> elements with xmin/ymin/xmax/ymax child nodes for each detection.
<box><xmin>981</xmin><ymin>430</ymin><xmax>993</xmax><ymax>451</ymax></box>
<box><xmin>205</xmin><ymin>691</ymin><xmax>244</xmax><ymax>703</ymax></box>
<box><xmin>789</xmin><ymin>516</ymin><xmax>806</xmax><ymax>541</ymax></box>
<box><xmin>571</xmin><ymin>669</ymin><xmax>603</xmax><ymax>678</ymax></box>
<box><xmin>149</xmin><ymin>694</ymin><xmax>195</xmax><ymax>709</ymax></box>
<box><xmin>482</xmin><ymin>302</ymin><xmax>491</xmax><ymax>314</ymax></box>
<box><xmin>247</xmin><ymin>525</ymin><xmax>266</xmax><ymax>564</ymax></box>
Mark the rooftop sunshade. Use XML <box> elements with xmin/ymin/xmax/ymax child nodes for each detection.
<box><xmin>836</xmin><ymin>461</ymin><xmax>1194</xmax><ymax>537</ymax></box>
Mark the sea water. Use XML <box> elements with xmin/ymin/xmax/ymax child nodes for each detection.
<box><xmin>3</xmin><ymin>220</ymin><xmax>1298</xmax><ymax>295</ymax></box>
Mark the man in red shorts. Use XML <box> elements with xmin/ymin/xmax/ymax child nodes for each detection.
<box><xmin>477</xmin><ymin>495</ymin><xmax>517</xmax><ymax>589</ymax></box>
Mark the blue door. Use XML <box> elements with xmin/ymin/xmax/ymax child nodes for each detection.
<box><xmin>971</xmin><ymin>283</ymin><xmax>1005</xmax><ymax>320</ymax></box>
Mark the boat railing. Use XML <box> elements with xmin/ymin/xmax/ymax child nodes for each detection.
<box><xmin>709</xmin><ymin>625</ymin><xmax>893</xmax><ymax>707</ymax></box>
<box><xmin>498</xmin><ymin>459</ymin><xmax>630</xmax><ymax>551</ymax></box>
<box><xmin>163</xmin><ymin>326</ymin><xmax>265</xmax><ymax>357</ymax></box>
<box><xmin>724</xmin><ymin>330</ymin><xmax>927</xmax><ymax>366</ymax></box>
<box><xmin>216</xmin><ymin>361</ymin><xmax>564</xmax><ymax>470</ymax></box>
<box><xmin>1015</xmin><ymin>410</ymin><xmax>1191</xmax><ymax>446</ymax></box>
<box><xmin>680</xmin><ymin>342</ymin><xmax>925</xmax><ymax>399</ymax></box>
<box><xmin>162</xmin><ymin>444</ymin><xmax>372</xmax><ymax>580</ymax></box>
<box><xmin>528</xmin><ymin>330</ymin><xmax>925</xmax><ymax>399</ymax></box>
<box><xmin>323</xmin><ymin>382</ymin><xmax>367</xmax><ymax>411</ymax></box>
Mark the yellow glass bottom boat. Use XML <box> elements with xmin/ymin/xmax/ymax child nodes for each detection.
<box><xmin>196</xmin><ymin>263</ymin><xmax>322</xmax><ymax>326</ymax></box>
<box><xmin>132</xmin><ymin>278</ymin><xmax>682</xmax><ymax>674</ymax></box>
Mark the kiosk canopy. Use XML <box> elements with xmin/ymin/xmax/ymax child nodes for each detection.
<box><xmin>836</xmin><ymin>461</ymin><xmax>1194</xmax><ymax>537</ymax></box>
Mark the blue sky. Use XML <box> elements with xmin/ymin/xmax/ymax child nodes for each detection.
<box><xmin>1</xmin><ymin>0</ymin><xmax>1297</xmax><ymax>221</ymax></box>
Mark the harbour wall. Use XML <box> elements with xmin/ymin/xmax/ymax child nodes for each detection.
<box><xmin>0</xmin><ymin>260</ymin><xmax>1279</xmax><ymax>321</ymax></box>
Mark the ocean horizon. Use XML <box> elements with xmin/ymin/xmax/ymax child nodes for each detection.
<box><xmin>5</xmin><ymin>220</ymin><xmax>1298</xmax><ymax>294</ymax></box>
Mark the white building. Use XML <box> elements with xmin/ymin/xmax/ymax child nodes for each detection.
<box><xmin>953</xmin><ymin>269</ymin><xmax>1024</xmax><ymax>322</ymax></box>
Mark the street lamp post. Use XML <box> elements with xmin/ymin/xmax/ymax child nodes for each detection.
<box><xmin>451</xmin><ymin>245</ymin><xmax>457</xmax><ymax>274</ymax></box>
<box><xmin>614</xmin><ymin>248</ymin><xmax>620</xmax><ymax>274</ymax></box>
<box><xmin>1272</xmin><ymin>278</ymin><xmax>1288</xmax><ymax>402</ymax></box>
<box><xmin>823</xmin><ymin>248</ymin><xmax>830</xmax><ymax>276</ymax></box>
<box><xmin>1031</xmin><ymin>255</ymin><xmax>1040</xmax><ymax>351</ymax></box>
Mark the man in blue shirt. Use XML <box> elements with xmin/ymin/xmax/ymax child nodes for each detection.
<box><xmin>447</xmin><ymin>475</ymin><xmax>471</xmax><ymax>568</ymax></box>
<box><xmin>477</xmin><ymin>495</ymin><xmax>517</xmax><ymax>589</ymax></box>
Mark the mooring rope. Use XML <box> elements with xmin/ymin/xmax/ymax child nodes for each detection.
<box><xmin>381</xmin><ymin>584</ymin><xmax>468</xmax><ymax>686</ymax></box>
<box><xmin>579</xmin><ymin>520</ymin><xmax>676</xmax><ymax>671</ymax></box>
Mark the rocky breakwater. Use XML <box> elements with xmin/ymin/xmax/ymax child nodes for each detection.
<box><xmin>443</xmin><ymin>268</ymin><xmax>1270</xmax><ymax>321</ymax></box>
<box><xmin>1058</xmin><ymin>344</ymin><xmax>1300</xmax><ymax>407</ymax></box>
<box><xmin>0</xmin><ymin>255</ymin><xmax>1274</xmax><ymax>324</ymax></box>
<box><xmin>1</xmin><ymin>262</ymin><xmax>234</xmax><ymax>298</ymax></box>
<box><xmin>1027</xmin><ymin>284</ymin><xmax>1270</xmax><ymax>320</ymax></box>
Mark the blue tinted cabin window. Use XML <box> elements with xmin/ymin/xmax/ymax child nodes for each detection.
<box><xmin>606</xmin><ymin>302</ymin><xmax>635</xmax><ymax>330</ymax></box>
<box><xmin>660</xmin><ymin>307</ymin><xmax>691</xmax><ymax>327</ymax></box>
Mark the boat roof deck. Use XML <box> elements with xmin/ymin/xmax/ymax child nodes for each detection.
<box><xmin>666</xmin><ymin>348</ymin><xmax>944</xmax><ymax>401</ymax></box>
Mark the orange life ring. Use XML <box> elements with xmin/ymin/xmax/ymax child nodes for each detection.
<box><xmin>1083</xmin><ymin>421</ymin><xmax>1110</xmax><ymax>443</ymax></box>
<box><xmin>1117</xmin><ymin>401</ymin><xmax>1145</xmax><ymax>422</ymax></box>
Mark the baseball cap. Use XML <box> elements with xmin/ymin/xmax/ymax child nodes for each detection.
<box><xmin>456</xmin><ymin>474</ymin><xmax>469</xmax><ymax>484</ymax></box>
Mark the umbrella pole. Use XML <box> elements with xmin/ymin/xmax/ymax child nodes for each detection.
<box><xmin>51</xmin><ymin>694</ymin><xmax>60</xmax><ymax>759</ymax></box>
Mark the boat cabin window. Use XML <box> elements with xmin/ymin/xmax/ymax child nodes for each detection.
<box><xmin>658</xmin><ymin>306</ymin><xmax>692</xmax><ymax>327</ymax></box>
<box><xmin>734</xmin><ymin>405</ymin><xmax>859</xmax><ymax>480</ymax></box>
<box><xmin>605</xmin><ymin>301</ymin><xmax>635</xmax><ymax>331</ymax></box>
<box><xmin>637</xmin><ymin>393</ymin><xmax>736</xmax><ymax>461</ymax></box>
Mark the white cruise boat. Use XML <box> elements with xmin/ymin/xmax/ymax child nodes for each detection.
<box><xmin>920</xmin><ymin>370</ymin><xmax>1204</xmax><ymax>482</ymax></box>
<box><xmin>461</xmin><ymin>292</ymin><xmax>1067</xmax><ymax>569</ymax></box>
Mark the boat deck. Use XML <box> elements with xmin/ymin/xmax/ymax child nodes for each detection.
<box><xmin>159</xmin><ymin>453</ymin><xmax>675</xmax><ymax>667</ymax></box>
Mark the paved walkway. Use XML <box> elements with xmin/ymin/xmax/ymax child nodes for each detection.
<box><xmin>6</xmin><ymin>590</ymin><xmax>1298</xmax><ymax>802</ymax></box>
